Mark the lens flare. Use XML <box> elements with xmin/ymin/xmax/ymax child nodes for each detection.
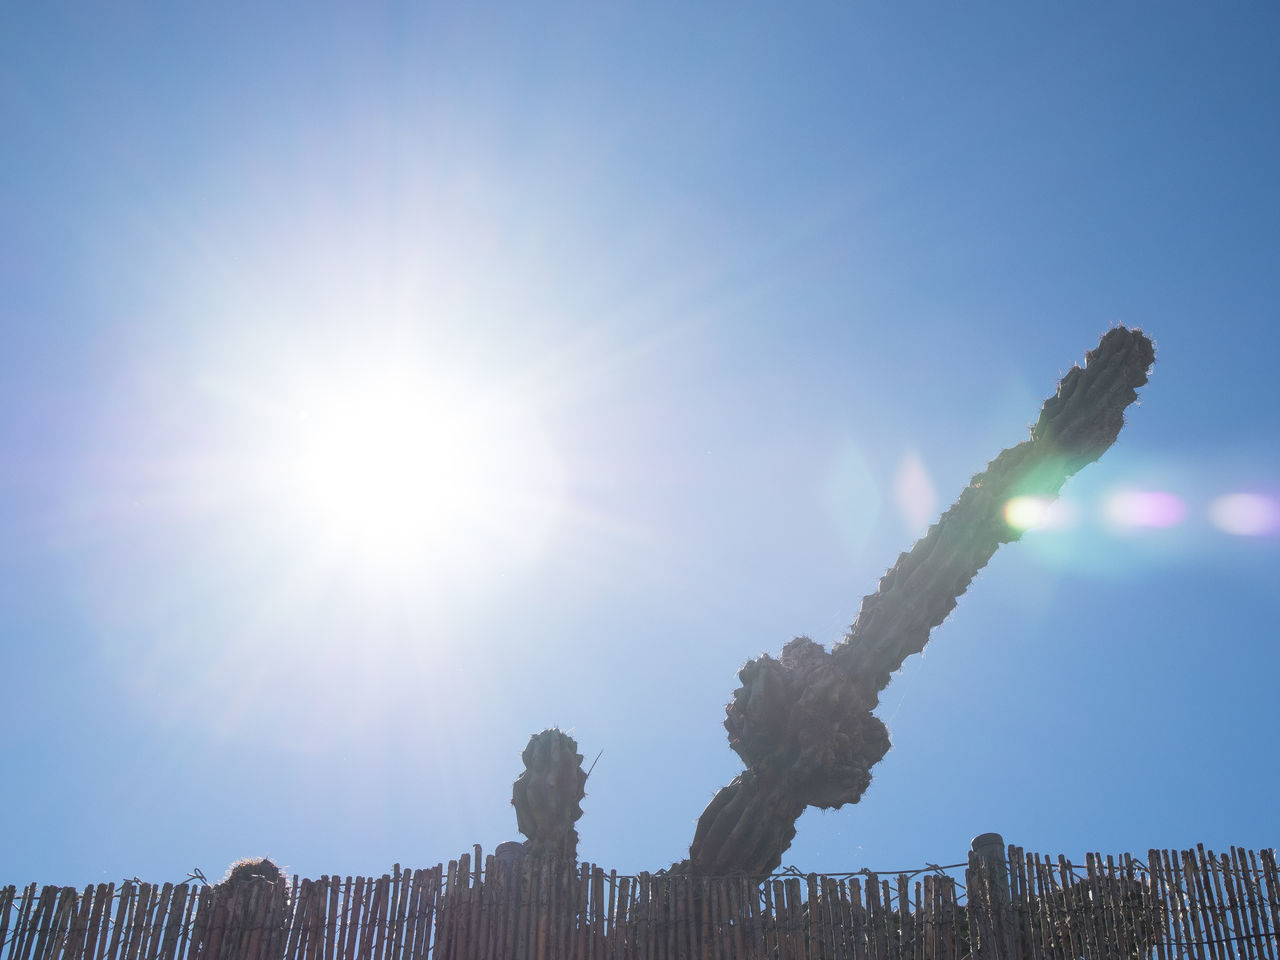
<box><xmin>1005</xmin><ymin>496</ymin><xmax>1051</xmax><ymax>531</ymax></box>
<box><xmin>1004</xmin><ymin>496</ymin><xmax>1077</xmax><ymax>532</ymax></box>
<box><xmin>894</xmin><ymin>452</ymin><xmax>937</xmax><ymax>535</ymax></box>
<box><xmin>1104</xmin><ymin>490</ymin><xmax>1187</xmax><ymax>529</ymax></box>
<box><xmin>1209</xmin><ymin>493</ymin><xmax>1280</xmax><ymax>536</ymax></box>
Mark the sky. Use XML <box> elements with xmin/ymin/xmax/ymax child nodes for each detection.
<box><xmin>2</xmin><ymin>4</ymin><xmax>1278</xmax><ymax>889</ymax></box>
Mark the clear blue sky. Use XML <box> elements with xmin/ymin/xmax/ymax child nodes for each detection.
<box><xmin>2</xmin><ymin>4</ymin><xmax>1278</xmax><ymax>888</ymax></box>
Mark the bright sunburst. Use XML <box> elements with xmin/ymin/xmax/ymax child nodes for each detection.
<box><xmin>264</xmin><ymin>362</ymin><xmax>566</xmax><ymax>586</ymax></box>
<box><xmin>291</xmin><ymin>383</ymin><xmax>482</xmax><ymax>551</ymax></box>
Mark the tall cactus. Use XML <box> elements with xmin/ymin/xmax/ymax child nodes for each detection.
<box><xmin>511</xmin><ymin>728</ymin><xmax>588</xmax><ymax>860</ymax></box>
<box><xmin>680</xmin><ymin>327</ymin><xmax>1156</xmax><ymax>876</ymax></box>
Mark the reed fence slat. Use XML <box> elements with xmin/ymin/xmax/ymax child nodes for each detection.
<box><xmin>1161</xmin><ymin>849</ymin><xmax>1188</xmax><ymax>959</ymax></box>
<box><xmin>103</xmin><ymin>883</ymin><xmax>131</xmax><ymax>960</ymax></box>
<box><xmin>1207</xmin><ymin>845</ymin><xmax>1230</xmax><ymax>957</ymax></box>
<box><xmin>1082</xmin><ymin>852</ymin><xmax>1102</xmax><ymax>960</ymax></box>
<box><xmin>8</xmin><ymin>886</ymin><xmax>32</xmax><ymax>960</ymax></box>
<box><xmin>502</xmin><ymin>862</ymin><xmax>521</xmax><ymax>960</ymax></box>
<box><xmin>1238</xmin><ymin>848</ymin><xmax>1267</xmax><ymax>960</ymax></box>
<box><xmin>1218</xmin><ymin>848</ymin><xmax>1243</xmax><ymax>957</ymax></box>
<box><xmin>1006</xmin><ymin>850</ymin><xmax>1026</xmax><ymax>960</ymax></box>
<box><xmin>573</xmin><ymin>864</ymin><xmax>587</xmax><ymax>960</ymax></box>
<box><xmin>1224</xmin><ymin>850</ymin><xmax>1254</xmax><ymax>960</ymax></box>
<box><xmin>342</xmin><ymin>876</ymin><xmax>363</xmax><ymax>960</ymax></box>
<box><xmin>85</xmin><ymin>883</ymin><xmax>110</xmax><ymax>960</ymax></box>
<box><xmin>60</xmin><ymin>885</ymin><xmax>88</xmax><ymax>960</ymax></box>
<box><xmin>1102</xmin><ymin>853</ymin><xmax>1121</xmax><ymax>960</ymax></box>
<box><xmin>37</xmin><ymin>885</ymin><xmax>63</xmax><ymax>960</ymax></box>
<box><xmin>38</xmin><ymin>885</ymin><xmax>63</xmax><ymax>960</ymax></box>
<box><xmin>311</xmin><ymin>878</ymin><xmax>330</xmax><ymax>960</ymax></box>
<box><xmin>1240</xmin><ymin>849</ymin><xmax>1272</xmax><ymax>960</ymax></box>
<box><xmin>1187</xmin><ymin>846</ymin><xmax>1216</xmax><ymax>960</ymax></box>
<box><xmin>0</xmin><ymin>887</ymin><xmax>14</xmax><ymax>959</ymax></box>
<box><xmin>762</xmin><ymin>880</ymin><xmax>778</xmax><ymax>960</ymax></box>
<box><xmin>1232</xmin><ymin>851</ymin><xmax>1259</xmax><ymax>960</ymax></box>
<box><xmin>1217</xmin><ymin>848</ymin><xmax>1241</xmax><ymax>959</ymax></box>
<box><xmin>1263</xmin><ymin>851</ymin><xmax>1280</xmax><ymax>959</ymax></box>
<box><xmin>157</xmin><ymin>884</ymin><xmax>186</xmax><ymax>960</ymax></box>
<box><xmin>382</xmin><ymin>870</ymin><xmax>398</xmax><ymax>960</ymax></box>
<box><xmin>1152</xmin><ymin>849</ymin><xmax>1171</xmax><ymax>958</ymax></box>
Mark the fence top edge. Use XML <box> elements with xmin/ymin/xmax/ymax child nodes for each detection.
<box><xmin>9</xmin><ymin>844</ymin><xmax>1275</xmax><ymax>897</ymax></box>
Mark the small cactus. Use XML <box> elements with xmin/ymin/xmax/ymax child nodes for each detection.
<box><xmin>511</xmin><ymin>729</ymin><xmax>587</xmax><ymax>861</ymax></box>
<box><xmin>214</xmin><ymin>856</ymin><xmax>290</xmax><ymax>958</ymax></box>
<box><xmin>221</xmin><ymin>856</ymin><xmax>285</xmax><ymax>888</ymax></box>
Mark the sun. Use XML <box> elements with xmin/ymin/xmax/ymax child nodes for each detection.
<box><xmin>292</xmin><ymin>383</ymin><xmax>479</xmax><ymax>549</ymax></box>
<box><xmin>271</xmin><ymin>366</ymin><xmax>565</xmax><ymax>583</ymax></box>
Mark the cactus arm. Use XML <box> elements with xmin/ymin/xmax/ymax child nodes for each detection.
<box><xmin>836</xmin><ymin>326</ymin><xmax>1155</xmax><ymax>691</ymax></box>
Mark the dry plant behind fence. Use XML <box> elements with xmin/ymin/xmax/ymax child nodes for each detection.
<box><xmin>2</xmin><ymin>844</ymin><xmax>1277</xmax><ymax>960</ymax></box>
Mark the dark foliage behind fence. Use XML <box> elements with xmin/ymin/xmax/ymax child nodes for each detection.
<box><xmin>3</xmin><ymin>844</ymin><xmax>1277</xmax><ymax>959</ymax></box>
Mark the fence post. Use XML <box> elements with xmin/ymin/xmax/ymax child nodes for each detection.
<box><xmin>971</xmin><ymin>833</ymin><xmax>1014</xmax><ymax>960</ymax></box>
<box><xmin>971</xmin><ymin>835</ymin><xmax>1009</xmax><ymax>910</ymax></box>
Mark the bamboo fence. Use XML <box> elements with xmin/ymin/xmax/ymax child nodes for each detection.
<box><xmin>2</xmin><ymin>844</ymin><xmax>1276</xmax><ymax>960</ymax></box>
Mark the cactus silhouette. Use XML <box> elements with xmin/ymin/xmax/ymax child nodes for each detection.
<box><xmin>512</xmin><ymin>728</ymin><xmax>588</xmax><ymax>860</ymax></box>
<box><xmin>678</xmin><ymin>326</ymin><xmax>1156</xmax><ymax>875</ymax></box>
<box><xmin>507</xmin><ymin>329</ymin><xmax>1154</xmax><ymax>875</ymax></box>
